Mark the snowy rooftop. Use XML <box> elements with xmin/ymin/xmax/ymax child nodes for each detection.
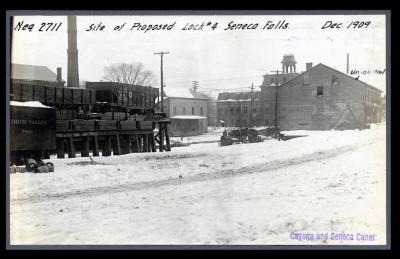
<box><xmin>10</xmin><ymin>101</ymin><xmax>52</xmax><ymax>109</ymax></box>
<box><xmin>164</xmin><ymin>87</ymin><xmax>208</xmax><ymax>99</ymax></box>
<box><xmin>171</xmin><ymin>115</ymin><xmax>207</xmax><ymax>120</ymax></box>
<box><xmin>217</xmin><ymin>91</ymin><xmax>261</xmax><ymax>102</ymax></box>
<box><xmin>11</xmin><ymin>63</ymin><xmax>62</xmax><ymax>82</ymax></box>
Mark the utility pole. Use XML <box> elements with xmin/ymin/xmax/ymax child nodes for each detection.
<box><xmin>154</xmin><ymin>51</ymin><xmax>169</xmax><ymax>112</ymax></box>
<box><xmin>271</xmin><ymin>70</ymin><xmax>282</xmax><ymax>138</ymax></box>
<box><xmin>192</xmin><ymin>80</ymin><xmax>199</xmax><ymax>92</ymax></box>
<box><xmin>249</xmin><ymin>82</ymin><xmax>254</xmax><ymax>128</ymax></box>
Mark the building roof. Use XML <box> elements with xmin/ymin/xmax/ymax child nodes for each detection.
<box><xmin>217</xmin><ymin>91</ymin><xmax>261</xmax><ymax>102</ymax></box>
<box><xmin>164</xmin><ymin>87</ymin><xmax>208</xmax><ymax>99</ymax></box>
<box><xmin>280</xmin><ymin>63</ymin><xmax>383</xmax><ymax>93</ymax></box>
<box><xmin>262</xmin><ymin>73</ymin><xmax>299</xmax><ymax>87</ymax></box>
<box><xmin>11</xmin><ymin>63</ymin><xmax>62</xmax><ymax>82</ymax></box>
<box><xmin>281</xmin><ymin>54</ymin><xmax>297</xmax><ymax>64</ymax></box>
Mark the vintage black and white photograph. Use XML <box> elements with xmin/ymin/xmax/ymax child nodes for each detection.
<box><xmin>7</xmin><ymin>11</ymin><xmax>389</xmax><ymax>247</ymax></box>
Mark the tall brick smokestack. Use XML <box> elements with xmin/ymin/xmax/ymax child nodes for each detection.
<box><xmin>67</xmin><ymin>16</ymin><xmax>79</xmax><ymax>87</ymax></box>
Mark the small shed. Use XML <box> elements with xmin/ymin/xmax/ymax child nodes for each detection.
<box><xmin>170</xmin><ymin>115</ymin><xmax>207</xmax><ymax>137</ymax></box>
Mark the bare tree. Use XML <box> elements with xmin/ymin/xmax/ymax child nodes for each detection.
<box><xmin>103</xmin><ymin>62</ymin><xmax>157</xmax><ymax>86</ymax></box>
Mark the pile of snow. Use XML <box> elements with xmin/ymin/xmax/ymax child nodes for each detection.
<box><xmin>10</xmin><ymin>101</ymin><xmax>52</xmax><ymax>109</ymax></box>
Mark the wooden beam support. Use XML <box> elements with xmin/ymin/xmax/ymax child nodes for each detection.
<box><xmin>143</xmin><ymin>134</ymin><xmax>149</xmax><ymax>152</ymax></box>
<box><xmin>68</xmin><ymin>137</ymin><xmax>76</xmax><ymax>158</ymax></box>
<box><xmin>151</xmin><ymin>133</ymin><xmax>156</xmax><ymax>152</ymax></box>
<box><xmin>164</xmin><ymin>124</ymin><xmax>171</xmax><ymax>151</ymax></box>
<box><xmin>93</xmin><ymin>135</ymin><xmax>99</xmax><ymax>156</ymax></box>
<box><xmin>159</xmin><ymin>124</ymin><xmax>164</xmax><ymax>152</ymax></box>
<box><xmin>114</xmin><ymin>134</ymin><xmax>122</xmax><ymax>155</ymax></box>
<box><xmin>81</xmin><ymin>136</ymin><xmax>90</xmax><ymax>157</ymax></box>
<box><xmin>56</xmin><ymin>138</ymin><xmax>65</xmax><ymax>158</ymax></box>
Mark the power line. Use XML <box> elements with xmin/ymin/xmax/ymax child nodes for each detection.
<box><xmin>165</xmin><ymin>75</ymin><xmax>263</xmax><ymax>84</ymax></box>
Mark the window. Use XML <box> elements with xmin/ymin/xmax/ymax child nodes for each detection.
<box><xmin>174</xmin><ymin>106</ymin><xmax>177</xmax><ymax>115</ymax></box>
<box><xmin>270</xmin><ymin>77</ymin><xmax>274</xmax><ymax>84</ymax></box>
<box><xmin>200</xmin><ymin>107</ymin><xmax>203</xmax><ymax>115</ymax></box>
<box><xmin>303</xmin><ymin>75</ymin><xmax>310</xmax><ymax>85</ymax></box>
<box><xmin>192</xmin><ymin>107</ymin><xmax>194</xmax><ymax>115</ymax></box>
<box><xmin>183</xmin><ymin>107</ymin><xmax>186</xmax><ymax>115</ymax></box>
<box><xmin>317</xmin><ymin>86</ymin><xmax>324</xmax><ymax>96</ymax></box>
<box><xmin>230</xmin><ymin>108</ymin><xmax>234</xmax><ymax>114</ymax></box>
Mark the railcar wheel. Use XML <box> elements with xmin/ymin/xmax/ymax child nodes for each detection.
<box><xmin>46</xmin><ymin>162</ymin><xmax>54</xmax><ymax>172</ymax></box>
<box><xmin>25</xmin><ymin>159</ymin><xmax>37</xmax><ymax>172</ymax></box>
<box><xmin>35</xmin><ymin>165</ymin><xmax>49</xmax><ymax>173</ymax></box>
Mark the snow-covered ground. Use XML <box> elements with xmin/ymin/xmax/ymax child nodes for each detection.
<box><xmin>10</xmin><ymin>124</ymin><xmax>387</xmax><ymax>245</ymax></box>
<box><xmin>169</xmin><ymin>127</ymin><xmax>224</xmax><ymax>144</ymax></box>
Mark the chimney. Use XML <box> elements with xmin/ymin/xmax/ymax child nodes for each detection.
<box><xmin>67</xmin><ymin>16</ymin><xmax>80</xmax><ymax>87</ymax></box>
<box><xmin>346</xmin><ymin>53</ymin><xmax>349</xmax><ymax>74</ymax></box>
<box><xmin>56</xmin><ymin>67</ymin><xmax>62</xmax><ymax>81</ymax></box>
<box><xmin>306</xmin><ymin>62</ymin><xmax>313</xmax><ymax>70</ymax></box>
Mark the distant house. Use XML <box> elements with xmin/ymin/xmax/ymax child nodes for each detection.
<box><xmin>163</xmin><ymin>87</ymin><xmax>208</xmax><ymax>137</ymax></box>
<box><xmin>11</xmin><ymin>63</ymin><xmax>65</xmax><ymax>87</ymax></box>
<box><xmin>216</xmin><ymin>91</ymin><xmax>262</xmax><ymax>127</ymax></box>
<box><xmin>259</xmin><ymin>62</ymin><xmax>383</xmax><ymax>130</ymax></box>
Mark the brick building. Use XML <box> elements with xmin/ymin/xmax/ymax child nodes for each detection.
<box><xmin>258</xmin><ymin>61</ymin><xmax>383</xmax><ymax>130</ymax></box>
<box><xmin>216</xmin><ymin>91</ymin><xmax>262</xmax><ymax>127</ymax></box>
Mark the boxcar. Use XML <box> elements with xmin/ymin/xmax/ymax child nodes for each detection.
<box><xmin>10</xmin><ymin>102</ymin><xmax>56</xmax><ymax>164</ymax></box>
<box><xmin>11</xmin><ymin>82</ymin><xmax>96</xmax><ymax>106</ymax></box>
<box><xmin>86</xmin><ymin>82</ymin><xmax>159</xmax><ymax>111</ymax></box>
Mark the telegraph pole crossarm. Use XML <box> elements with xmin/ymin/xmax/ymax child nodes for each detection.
<box><xmin>192</xmin><ymin>80</ymin><xmax>199</xmax><ymax>92</ymax></box>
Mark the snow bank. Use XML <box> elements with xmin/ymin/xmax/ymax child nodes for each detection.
<box><xmin>10</xmin><ymin>101</ymin><xmax>52</xmax><ymax>109</ymax></box>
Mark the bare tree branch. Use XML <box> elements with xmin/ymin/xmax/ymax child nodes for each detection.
<box><xmin>102</xmin><ymin>62</ymin><xmax>157</xmax><ymax>86</ymax></box>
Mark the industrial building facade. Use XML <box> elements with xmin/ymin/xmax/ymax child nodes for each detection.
<box><xmin>258</xmin><ymin>62</ymin><xmax>383</xmax><ymax>130</ymax></box>
<box><xmin>216</xmin><ymin>54</ymin><xmax>384</xmax><ymax>130</ymax></box>
<box><xmin>216</xmin><ymin>91</ymin><xmax>262</xmax><ymax>127</ymax></box>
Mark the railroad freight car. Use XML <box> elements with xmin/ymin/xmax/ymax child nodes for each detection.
<box><xmin>10</xmin><ymin>101</ymin><xmax>56</xmax><ymax>165</ymax></box>
<box><xmin>11</xmin><ymin>81</ymin><xmax>96</xmax><ymax>107</ymax></box>
<box><xmin>10</xmin><ymin>81</ymin><xmax>171</xmax><ymax>168</ymax></box>
<box><xmin>85</xmin><ymin>82</ymin><xmax>159</xmax><ymax>113</ymax></box>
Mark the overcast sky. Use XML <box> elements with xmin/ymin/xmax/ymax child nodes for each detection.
<box><xmin>11</xmin><ymin>14</ymin><xmax>387</xmax><ymax>96</ymax></box>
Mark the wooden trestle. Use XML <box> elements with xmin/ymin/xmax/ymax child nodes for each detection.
<box><xmin>55</xmin><ymin>119</ymin><xmax>171</xmax><ymax>158</ymax></box>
